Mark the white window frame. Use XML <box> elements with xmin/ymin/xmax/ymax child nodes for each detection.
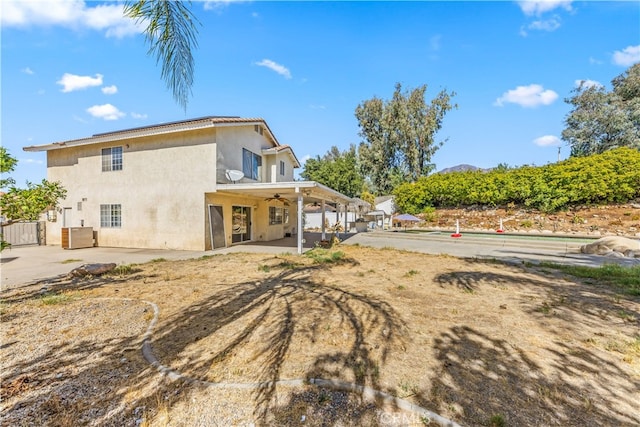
<box><xmin>242</xmin><ymin>148</ymin><xmax>262</xmax><ymax>180</ymax></box>
<box><xmin>269</xmin><ymin>206</ymin><xmax>283</xmax><ymax>225</ymax></box>
<box><xmin>100</xmin><ymin>204</ymin><xmax>122</xmax><ymax>228</ymax></box>
<box><xmin>102</xmin><ymin>146</ymin><xmax>123</xmax><ymax>172</ymax></box>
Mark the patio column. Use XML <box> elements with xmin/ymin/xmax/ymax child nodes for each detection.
<box><xmin>321</xmin><ymin>199</ymin><xmax>326</xmax><ymax>240</ymax></box>
<box><xmin>297</xmin><ymin>194</ymin><xmax>303</xmax><ymax>254</ymax></box>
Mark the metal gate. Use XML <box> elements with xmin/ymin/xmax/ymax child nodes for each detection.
<box><xmin>0</xmin><ymin>221</ymin><xmax>44</xmax><ymax>246</ymax></box>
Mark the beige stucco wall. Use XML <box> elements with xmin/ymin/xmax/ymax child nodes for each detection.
<box><xmin>204</xmin><ymin>193</ymin><xmax>297</xmax><ymax>250</ymax></box>
<box><xmin>45</xmin><ymin>123</ymin><xmax>300</xmax><ymax>251</ymax></box>
<box><xmin>215</xmin><ymin>126</ymin><xmax>297</xmax><ymax>184</ymax></box>
<box><xmin>262</xmin><ymin>151</ymin><xmax>296</xmax><ymax>183</ymax></box>
<box><xmin>47</xmin><ymin>129</ymin><xmax>217</xmax><ymax>250</ymax></box>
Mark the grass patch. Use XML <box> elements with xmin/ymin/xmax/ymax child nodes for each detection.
<box><xmin>617</xmin><ymin>310</ymin><xmax>636</xmax><ymax>322</ymax></box>
<box><xmin>488</xmin><ymin>413</ymin><xmax>506</xmax><ymax>427</ymax></box>
<box><xmin>404</xmin><ymin>269</ymin><xmax>419</xmax><ymax>277</ymax></box>
<box><xmin>276</xmin><ymin>260</ymin><xmax>300</xmax><ymax>270</ymax></box>
<box><xmin>40</xmin><ymin>292</ymin><xmax>78</xmax><ymax>306</ymax></box>
<box><xmin>150</xmin><ymin>258</ymin><xmax>167</xmax><ymax>263</ymax></box>
<box><xmin>537</xmin><ymin>262</ymin><xmax>640</xmax><ymax>296</ymax></box>
<box><xmin>304</xmin><ymin>248</ymin><xmax>346</xmax><ymax>264</ymax></box>
<box><xmin>113</xmin><ymin>264</ymin><xmax>135</xmax><ymax>276</ymax></box>
<box><xmin>60</xmin><ymin>259</ymin><xmax>82</xmax><ymax>264</ymax></box>
<box><xmin>258</xmin><ymin>264</ymin><xmax>271</xmax><ymax>272</ymax></box>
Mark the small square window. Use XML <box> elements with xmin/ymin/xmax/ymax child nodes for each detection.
<box><xmin>102</xmin><ymin>146</ymin><xmax>123</xmax><ymax>172</ymax></box>
<box><xmin>269</xmin><ymin>206</ymin><xmax>283</xmax><ymax>225</ymax></box>
<box><xmin>100</xmin><ymin>204</ymin><xmax>122</xmax><ymax>228</ymax></box>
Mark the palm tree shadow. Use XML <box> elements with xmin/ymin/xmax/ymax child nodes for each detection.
<box><xmin>434</xmin><ymin>267</ymin><xmax>530</xmax><ymax>293</ymax></box>
<box><xmin>144</xmin><ymin>259</ymin><xmax>408</xmax><ymax>424</ymax></box>
<box><xmin>411</xmin><ymin>325</ymin><xmax>639</xmax><ymax>426</ymax></box>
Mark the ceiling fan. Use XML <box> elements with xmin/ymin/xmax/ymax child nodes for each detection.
<box><xmin>265</xmin><ymin>193</ymin><xmax>290</xmax><ymax>205</ymax></box>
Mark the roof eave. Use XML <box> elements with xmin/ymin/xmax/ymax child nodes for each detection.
<box><xmin>23</xmin><ymin>117</ymin><xmax>280</xmax><ymax>152</ymax></box>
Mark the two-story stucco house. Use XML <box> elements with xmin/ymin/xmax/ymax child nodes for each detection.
<box><xmin>24</xmin><ymin>116</ymin><xmax>353</xmax><ymax>253</ymax></box>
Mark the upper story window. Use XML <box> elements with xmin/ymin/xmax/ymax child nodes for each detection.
<box><xmin>254</xmin><ymin>124</ymin><xmax>263</xmax><ymax>136</ymax></box>
<box><xmin>243</xmin><ymin>148</ymin><xmax>261</xmax><ymax>180</ymax></box>
<box><xmin>102</xmin><ymin>146</ymin><xmax>123</xmax><ymax>172</ymax></box>
<box><xmin>280</xmin><ymin>160</ymin><xmax>285</xmax><ymax>176</ymax></box>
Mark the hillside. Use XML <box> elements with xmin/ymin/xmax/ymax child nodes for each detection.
<box><xmin>417</xmin><ymin>204</ymin><xmax>640</xmax><ymax>238</ymax></box>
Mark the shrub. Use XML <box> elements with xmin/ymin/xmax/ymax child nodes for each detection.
<box><xmin>394</xmin><ymin>148</ymin><xmax>640</xmax><ymax>213</ymax></box>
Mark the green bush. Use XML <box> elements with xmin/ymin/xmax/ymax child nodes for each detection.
<box><xmin>394</xmin><ymin>148</ymin><xmax>640</xmax><ymax>213</ymax></box>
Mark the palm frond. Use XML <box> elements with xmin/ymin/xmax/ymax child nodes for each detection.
<box><xmin>124</xmin><ymin>0</ymin><xmax>200</xmax><ymax>110</ymax></box>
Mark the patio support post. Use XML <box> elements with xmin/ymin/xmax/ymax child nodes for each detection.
<box><xmin>321</xmin><ymin>199</ymin><xmax>326</xmax><ymax>240</ymax></box>
<box><xmin>297</xmin><ymin>194</ymin><xmax>303</xmax><ymax>254</ymax></box>
<box><xmin>343</xmin><ymin>203</ymin><xmax>347</xmax><ymax>232</ymax></box>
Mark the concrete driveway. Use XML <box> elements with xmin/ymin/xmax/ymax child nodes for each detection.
<box><xmin>342</xmin><ymin>231</ymin><xmax>640</xmax><ymax>268</ymax></box>
<box><xmin>2</xmin><ymin>231</ymin><xmax>637</xmax><ymax>291</ymax></box>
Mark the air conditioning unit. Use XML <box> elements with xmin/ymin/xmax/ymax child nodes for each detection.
<box><xmin>62</xmin><ymin>227</ymin><xmax>94</xmax><ymax>249</ymax></box>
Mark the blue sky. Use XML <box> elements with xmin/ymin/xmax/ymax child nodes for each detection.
<box><xmin>2</xmin><ymin>0</ymin><xmax>639</xmax><ymax>186</ymax></box>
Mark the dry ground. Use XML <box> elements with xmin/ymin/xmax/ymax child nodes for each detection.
<box><xmin>1</xmin><ymin>245</ymin><xmax>639</xmax><ymax>426</ymax></box>
<box><xmin>421</xmin><ymin>204</ymin><xmax>640</xmax><ymax>237</ymax></box>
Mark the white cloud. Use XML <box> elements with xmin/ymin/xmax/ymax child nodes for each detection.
<box><xmin>204</xmin><ymin>0</ymin><xmax>247</xmax><ymax>11</ymax></box>
<box><xmin>612</xmin><ymin>45</ymin><xmax>640</xmax><ymax>67</ymax></box>
<box><xmin>255</xmin><ymin>59</ymin><xmax>292</xmax><ymax>79</ymax></box>
<box><xmin>87</xmin><ymin>104</ymin><xmax>125</xmax><ymax>120</ymax></box>
<box><xmin>131</xmin><ymin>112</ymin><xmax>148</xmax><ymax>120</ymax></box>
<box><xmin>494</xmin><ymin>84</ymin><xmax>558</xmax><ymax>108</ymax></box>
<box><xmin>73</xmin><ymin>114</ymin><xmax>89</xmax><ymax>123</ymax></box>
<box><xmin>518</xmin><ymin>0</ymin><xmax>573</xmax><ymax>16</ymax></box>
<box><xmin>1</xmin><ymin>0</ymin><xmax>141</xmax><ymax>38</ymax></box>
<box><xmin>527</xmin><ymin>16</ymin><xmax>561</xmax><ymax>32</ymax></box>
<box><xmin>533</xmin><ymin>135</ymin><xmax>561</xmax><ymax>147</ymax></box>
<box><xmin>101</xmin><ymin>85</ymin><xmax>118</xmax><ymax>95</ymax></box>
<box><xmin>309</xmin><ymin>104</ymin><xmax>326</xmax><ymax>110</ymax></box>
<box><xmin>22</xmin><ymin>67</ymin><xmax>34</xmax><ymax>75</ymax></box>
<box><xmin>574</xmin><ymin>79</ymin><xmax>602</xmax><ymax>89</ymax></box>
<box><xmin>300</xmin><ymin>154</ymin><xmax>311</xmax><ymax>165</ymax></box>
<box><xmin>57</xmin><ymin>73</ymin><xmax>103</xmax><ymax>92</ymax></box>
<box><xmin>589</xmin><ymin>57</ymin><xmax>603</xmax><ymax>65</ymax></box>
<box><xmin>21</xmin><ymin>158</ymin><xmax>45</xmax><ymax>165</ymax></box>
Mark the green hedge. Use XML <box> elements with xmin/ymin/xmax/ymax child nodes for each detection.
<box><xmin>393</xmin><ymin>148</ymin><xmax>640</xmax><ymax>213</ymax></box>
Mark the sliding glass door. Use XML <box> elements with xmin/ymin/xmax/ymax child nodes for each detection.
<box><xmin>231</xmin><ymin>206</ymin><xmax>251</xmax><ymax>243</ymax></box>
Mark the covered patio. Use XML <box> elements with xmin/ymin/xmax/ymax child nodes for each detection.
<box><xmin>214</xmin><ymin>181</ymin><xmax>354</xmax><ymax>254</ymax></box>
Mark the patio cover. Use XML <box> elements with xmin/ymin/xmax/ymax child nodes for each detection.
<box><xmin>215</xmin><ymin>181</ymin><xmax>354</xmax><ymax>253</ymax></box>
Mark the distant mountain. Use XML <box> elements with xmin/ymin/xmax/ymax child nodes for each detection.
<box><xmin>437</xmin><ymin>164</ymin><xmax>481</xmax><ymax>174</ymax></box>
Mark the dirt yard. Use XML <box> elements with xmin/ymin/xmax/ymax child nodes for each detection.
<box><xmin>1</xmin><ymin>245</ymin><xmax>639</xmax><ymax>426</ymax></box>
<box><xmin>421</xmin><ymin>204</ymin><xmax>640</xmax><ymax>237</ymax></box>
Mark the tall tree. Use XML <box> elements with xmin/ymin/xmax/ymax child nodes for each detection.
<box><xmin>125</xmin><ymin>0</ymin><xmax>200</xmax><ymax>110</ymax></box>
<box><xmin>300</xmin><ymin>145</ymin><xmax>364</xmax><ymax>198</ymax></box>
<box><xmin>562</xmin><ymin>63</ymin><xmax>640</xmax><ymax>157</ymax></box>
<box><xmin>0</xmin><ymin>149</ymin><xmax>67</xmax><ymax>250</ymax></box>
<box><xmin>355</xmin><ymin>83</ymin><xmax>456</xmax><ymax>195</ymax></box>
